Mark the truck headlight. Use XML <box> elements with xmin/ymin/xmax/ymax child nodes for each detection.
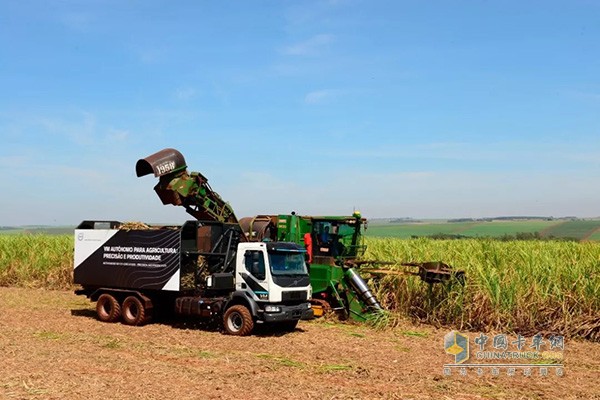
<box><xmin>265</xmin><ymin>305</ymin><xmax>281</xmax><ymax>313</ymax></box>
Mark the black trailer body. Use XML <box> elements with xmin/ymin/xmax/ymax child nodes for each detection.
<box><xmin>74</xmin><ymin>220</ymin><xmax>241</xmax><ymax>292</ymax></box>
<box><xmin>74</xmin><ymin>223</ymin><xmax>182</xmax><ymax>291</ymax></box>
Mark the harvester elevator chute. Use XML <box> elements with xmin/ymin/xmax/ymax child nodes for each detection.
<box><xmin>136</xmin><ymin>148</ymin><xmax>240</xmax><ymax>226</ymax></box>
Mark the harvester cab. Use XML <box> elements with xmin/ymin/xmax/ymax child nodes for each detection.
<box><xmin>310</xmin><ymin>212</ymin><xmax>367</xmax><ymax>261</ymax></box>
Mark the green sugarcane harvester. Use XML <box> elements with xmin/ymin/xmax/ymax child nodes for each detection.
<box><xmin>239</xmin><ymin>213</ymin><xmax>464</xmax><ymax>320</ymax></box>
<box><xmin>138</xmin><ymin>148</ymin><xmax>463</xmax><ymax>321</ymax></box>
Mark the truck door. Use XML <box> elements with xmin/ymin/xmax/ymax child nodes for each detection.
<box><xmin>241</xmin><ymin>250</ymin><xmax>269</xmax><ymax>301</ymax></box>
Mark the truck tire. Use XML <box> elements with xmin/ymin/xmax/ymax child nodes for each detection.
<box><xmin>96</xmin><ymin>293</ymin><xmax>121</xmax><ymax>323</ymax></box>
<box><xmin>223</xmin><ymin>305</ymin><xmax>254</xmax><ymax>336</ymax></box>
<box><xmin>122</xmin><ymin>296</ymin><xmax>148</xmax><ymax>326</ymax></box>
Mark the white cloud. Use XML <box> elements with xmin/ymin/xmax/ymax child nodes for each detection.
<box><xmin>59</xmin><ymin>12</ymin><xmax>92</xmax><ymax>32</ymax></box>
<box><xmin>345</xmin><ymin>170</ymin><xmax>600</xmax><ymax>219</ymax></box>
<box><xmin>221</xmin><ymin>168</ymin><xmax>600</xmax><ymax>220</ymax></box>
<box><xmin>136</xmin><ymin>47</ymin><xmax>168</xmax><ymax>64</ymax></box>
<box><xmin>174</xmin><ymin>87</ymin><xmax>197</xmax><ymax>101</ymax></box>
<box><xmin>106</xmin><ymin>129</ymin><xmax>129</xmax><ymax>142</ymax></box>
<box><xmin>0</xmin><ymin>155</ymin><xmax>29</xmax><ymax>168</ymax></box>
<box><xmin>569</xmin><ymin>91</ymin><xmax>600</xmax><ymax>101</ymax></box>
<box><xmin>310</xmin><ymin>140</ymin><xmax>600</xmax><ymax>168</ymax></box>
<box><xmin>304</xmin><ymin>89</ymin><xmax>338</xmax><ymax>104</ymax></box>
<box><xmin>212</xmin><ymin>82</ymin><xmax>230</xmax><ymax>105</ymax></box>
<box><xmin>13</xmin><ymin>162</ymin><xmax>108</xmax><ymax>185</ymax></box>
<box><xmin>282</xmin><ymin>34</ymin><xmax>334</xmax><ymax>56</ymax></box>
<box><xmin>3</xmin><ymin>159</ymin><xmax>599</xmax><ymax>225</ymax></box>
<box><xmin>39</xmin><ymin>112</ymin><xmax>97</xmax><ymax>146</ymax></box>
<box><xmin>26</xmin><ymin>112</ymin><xmax>141</xmax><ymax>147</ymax></box>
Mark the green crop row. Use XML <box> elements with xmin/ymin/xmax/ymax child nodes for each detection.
<box><xmin>1</xmin><ymin>234</ymin><xmax>599</xmax><ymax>340</ymax></box>
<box><xmin>364</xmin><ymin>237</ymin><xmax>600</xmax><ymax>340</ymax></box>
<box><xmin>365</xmin><ymin>220</ymin><xmax>600</xmax><ymax>240</ymax></box>
<box><xmin>0</xmin><ymin>234</ymin><xmax>73</xmax><ymax>289</ymax></box>
<box><xmin>541</xmin><ymin>220</ymin><xmax>600</xmax><ymax>240</ymax></box>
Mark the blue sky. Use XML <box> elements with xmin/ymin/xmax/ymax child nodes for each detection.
<box><xmin>1</xmin><ymin>0</ymin><xmax>599</xmax><ymax>225</ymax></box>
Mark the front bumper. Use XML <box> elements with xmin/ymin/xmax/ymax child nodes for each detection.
<box><xmin>262</xmin><ymin>303</ymin><xmax>314</xmax><ymax>322</ymax></box>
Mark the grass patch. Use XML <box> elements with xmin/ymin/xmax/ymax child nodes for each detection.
<box><xmin>22</xmin><ymin>380</ymin><xmax>49</xmax><ymax>396</ymax></box>
<box><xmin>348</xmin><ymin>332</ymin><xmax>365</xmax><ymax>338</ymax></box>
<box><xmin>256</xmin><ymin>354</ymin><xmax>305</xmax><ymax>368</ymax></box>
<box><xmin>195</xmin><ymin>350</ymin><xmax>215</xmax><ymax>358</ymax></box>
<box><xmin>400</xmin><ymin>330</ymin><xmax>429</xmax><ymax>338</ymax></box>
<box><xmin>318</xmin><ymin>363</ymin><xmax>353</xmax><ymax>372</ymax></box>
<box><xmin>34</xmin><ymin>330</ymin><xmax>63</xmax><ymax>340</ymax></box>
<box><xmin>102</xmin><ymin>338</ymin><xmax>122</xmax><ymax>349</ymax></box>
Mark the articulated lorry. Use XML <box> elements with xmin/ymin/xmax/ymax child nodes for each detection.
<box><xmin>74</xmin><ymin>151</ymin><xmax>313</xmax><ymax>335</ymax></box>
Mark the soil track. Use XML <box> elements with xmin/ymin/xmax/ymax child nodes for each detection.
<box><xmin>0</xmin><ymin>288</ymin><xmax>598</xmax><ymax>400</ymax></box>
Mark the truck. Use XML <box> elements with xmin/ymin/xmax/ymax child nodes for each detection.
<box><xmin>73</xmin><ymin>149</ymin><xmax>313</xmax><ymax>335</ymax></box>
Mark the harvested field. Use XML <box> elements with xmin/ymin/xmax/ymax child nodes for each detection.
<box><xmin>1</xmin><ymin>288</ymin><xmax>599</xmax><ymax>400</ymax></box>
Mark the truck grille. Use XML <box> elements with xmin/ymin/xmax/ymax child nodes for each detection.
<box><xmin>281</xmin><ymin>291</ymin><xmax>307</xmax><ymax>302</ymax></box>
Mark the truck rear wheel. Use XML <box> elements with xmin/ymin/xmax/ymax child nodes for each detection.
<box><xmin>96</xmin><ymin>294</ymin><xmax>121</xmax><ymax>323</ymax></box>
<box><xmin>122</xmin><ymin>296</ymin><xmax>148</xmax><ymax>326</ymax></box>
<box><xmin>223</xmin><ymin>305</ymin><xmax>254</xmax><ymax>336</ymax></box>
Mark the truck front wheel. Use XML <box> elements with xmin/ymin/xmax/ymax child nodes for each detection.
<box><xmin>122</xmin><ymin>296</ymin><xmax>149</xmax><ymax>326</ymax></box>
<box><xmin>223</xmin><ymin>305</ymin><xmax>254</xmax><ymax>336</ymax></box>
<box><xmin>96</xmin><ymin>294</ymin><xmax>121</xmax><ymax>323</ymax></box>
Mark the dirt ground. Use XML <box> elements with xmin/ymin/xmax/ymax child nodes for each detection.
<box><xmin>0</xmin><ymin>288</ymin><xmax>598</xmax><ymax>400</ymax></box>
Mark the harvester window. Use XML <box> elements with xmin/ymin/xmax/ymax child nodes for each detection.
<box><xmin>244</xmin><ymin>251</ymin><xmax>265</xmax><ymax>281</ymax></box>
<box><xmin>316</xmin><ymin>223</ymin><xmax>334</xmax><ymax>245</ymax></box>
<box><xmin>319</xmin><ymin>226</ymin><xmax>331</xmax><ymax>244</ymax></box>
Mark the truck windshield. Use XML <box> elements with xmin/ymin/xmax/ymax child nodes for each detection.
<box><xmin>268</xmin><ymin>251</ymin><xmax>309</xmax><ymax>276</ymax></box>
